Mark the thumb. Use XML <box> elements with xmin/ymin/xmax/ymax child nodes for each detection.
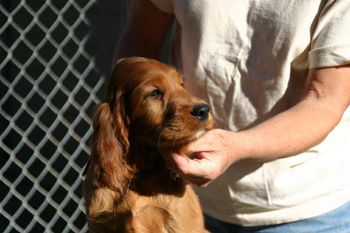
<box><xmin>171</xmin><ymin>152</ymin><xmax>209</xmax><ymax>176</ymax></box>
<box><xmin>170</xmin><ymin>152</ymin><xmax>191</xmax><ymax>175</ymax></box>
<box><xmin>170</xmin><ymin>152</ymin><xmax>215</xmax><ymax>187</ymax></box>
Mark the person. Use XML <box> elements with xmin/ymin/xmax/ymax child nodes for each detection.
<box><xmin>115</xmin><ymin>0</ymin><xmax>350</xmax><ymax>232</ymax></box>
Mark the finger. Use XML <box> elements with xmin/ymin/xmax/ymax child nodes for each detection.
<box><xmin>185</xmin><ymin>176</ymin><xmax>212</xmax><ymax>187</ymax></box>
<box><xmin>170</xmin><ymin>153</ymin><xmax>215</xmax><ymax>187</ymax></box>
<box><xmin>185</xmin><ymin>141</ymin><xmax>215</xmax><ymax>155</ymax></box>
<box><xmin>174</xmin><ymin>153</ymin><xmax>213</xmax><ymax>177</ymax></box>
<box><xmin>170</xmin><ymin>152</ymin><xmax>190</xmax><ymax>174</ymax></box>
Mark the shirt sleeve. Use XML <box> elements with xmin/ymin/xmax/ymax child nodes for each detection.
<box><xmin>148</xmin><ymin>0</ymin><xmax>173</xmax><ymax>14</ymax></box>
<box><xmin>308</xmin><ymin>0</ymin><xmax>350</xmax><ymax>68</ymax></box>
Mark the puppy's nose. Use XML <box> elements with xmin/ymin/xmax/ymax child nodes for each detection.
<box><xmin>191</xmin><ymin>104</ymin><xmax>210</xmax><ymax>121</ymax></box>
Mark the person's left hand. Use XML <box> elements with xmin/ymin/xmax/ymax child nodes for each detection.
<box><xmin>167</xmin><ymin>129</ymin><xmax>238</xmax><ymax>187</ymax></box>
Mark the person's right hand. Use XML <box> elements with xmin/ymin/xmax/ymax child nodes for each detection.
<box><xmin>167</xmin><ymin>129</ymin><xmax>238</xmax><ymax>187</ymax></box>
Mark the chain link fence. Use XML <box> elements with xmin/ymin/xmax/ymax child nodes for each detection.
<box><xmin>0</xmin><ymin>1</ymin><xmax>127</xmax><ymax>232</ymax></box>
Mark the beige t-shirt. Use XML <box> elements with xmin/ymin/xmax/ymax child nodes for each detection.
<box><xmin>150</xmin><ymin>0</ymin><xmax>350</xmax><ymax>226</ymax></box>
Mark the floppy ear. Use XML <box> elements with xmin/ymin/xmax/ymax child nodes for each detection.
<box><xmin>90</xmin><ymin>101</ymin><xmax>132</xmax><ymax>192</ymax></box>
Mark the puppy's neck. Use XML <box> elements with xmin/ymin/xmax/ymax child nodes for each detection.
<box><xmin>128</xmin><ymin>145</ymin><xmax>186</xmax><ymax>196</ymax></box>
<box><xmin>129</xmin><ymin>145</ymin><xmax>163</xmax><ymax>174</ymax></box>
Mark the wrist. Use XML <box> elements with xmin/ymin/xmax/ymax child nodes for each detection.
<box><xmin>225</xmin><ymin>130</ymin><xmax>252</xmax><ymax>163</ymax></box>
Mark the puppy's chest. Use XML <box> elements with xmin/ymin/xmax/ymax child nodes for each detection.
<box><xmin>120</xmin><ymin>186</ymin><xmax>202</xmax><ymax>233</ymax></box>
<box><xmin>124</xmin><ymin>191</ymin><xmax>182</xmax><ymax>219</ymax></box>
<box><xmin>133</xmin><ymin>191</ymin><xmax>174</xmax><ymax>208</ymax></box>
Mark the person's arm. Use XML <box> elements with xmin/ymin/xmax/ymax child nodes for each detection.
<box><xmin>115</xmin><ymin>0</ymin><xmax>174</xmax><ymax>60</ymax></box>
<box><xmin>169</xmin><ymin>65</ymin><xmax>350</xmax><ymax>187</ymax></box>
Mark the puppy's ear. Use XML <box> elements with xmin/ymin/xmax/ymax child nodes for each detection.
<box><xmin>90</xmin><ymin>102</ymin><xmax>132</xmax><ymax>192</ymax></box>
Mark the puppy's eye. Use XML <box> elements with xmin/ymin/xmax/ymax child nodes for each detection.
<box><xmin>149</xmin><ymin>89</ymin><xmax>163</xmax><ymax>98</ymax></box>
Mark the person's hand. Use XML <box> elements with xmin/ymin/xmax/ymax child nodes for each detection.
<box><xmin>168</xmin><ymin>129</ymin><xmax>238</xmax><ymax>187</ymax></box>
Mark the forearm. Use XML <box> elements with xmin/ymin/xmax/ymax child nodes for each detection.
<box><xmin>115</xmin><ymin>30</ymin><xmax>161</xmax><ymax>60</ymax></box>
<box><xmin>114</xmin><ymin>0</ymin><xmax>173</xmax><ymax>61</ymax></box>
<box><xmin>235</xmin><ymin>66</ymin><xmax>350</xmax><ymax>162</ymax></box>
<box><xmin>237</xmin><ymin>98</ymin><xmax>342</xmax><ymax>161</ymax></box>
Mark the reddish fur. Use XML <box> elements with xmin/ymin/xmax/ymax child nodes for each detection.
<box><xmin>83</xmin><ymin>57</ymin><xmax>213</xmax><ymax>233</ymax></box>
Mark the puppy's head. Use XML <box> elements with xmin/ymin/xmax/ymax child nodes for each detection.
<box><xmin>107</xmin><ymin>57</ymin><xmax>214</xmax><ymax>150</ymax></box>
<box><xmin>90</xmin><ymin>57</ymin><xmax>213</xmax><ymax>191</ymax></box>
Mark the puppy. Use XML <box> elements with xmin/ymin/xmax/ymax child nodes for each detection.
<box><xmin>83</xmin><ymin>57</ymin><xmax>213</xmax><ymax>233</ymax></box>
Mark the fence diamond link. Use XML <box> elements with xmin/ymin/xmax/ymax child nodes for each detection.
<box><xmin>0</xmin><ymin>1</ymin><xmax>106</xmax><ymax>232</ymax></box>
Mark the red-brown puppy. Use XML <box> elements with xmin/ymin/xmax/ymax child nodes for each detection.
<box><xmin>83</xmin><ymin>57</ymin><xmax>213</xmax><ymax>233</ymax></box>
